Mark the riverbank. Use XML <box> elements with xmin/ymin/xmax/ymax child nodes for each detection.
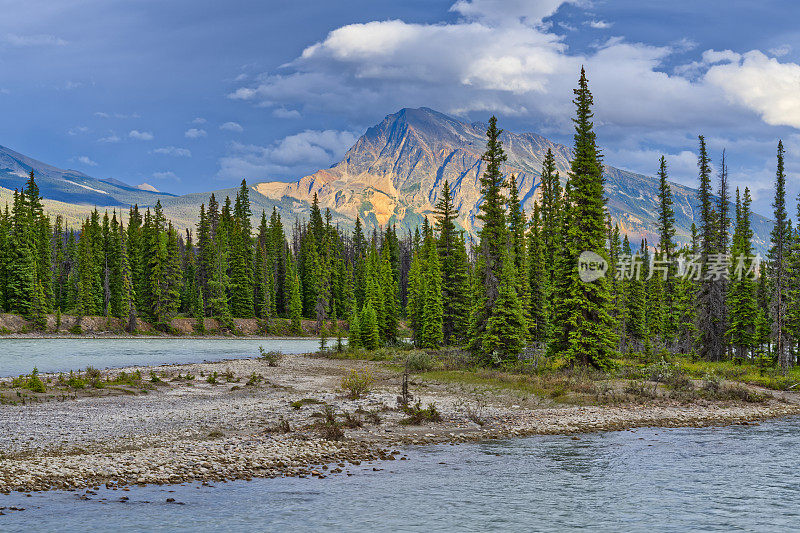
<box><xmin>2</xmin><ymin>352</ymin><xmax>799</xmax><ymax>494</ymax></box>
<box><xmin>0</xmin><ymin>312</ymin><xmax>346</xmax><ymax>338</ymax></box>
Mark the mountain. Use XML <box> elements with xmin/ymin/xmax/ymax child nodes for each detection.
<box><xmin>248</xmin><ymin>107</ymin><xmax>770</xmax><ymax>251</ymax></box>
<box><xmin>0</xmin><ymin>144</ymin><xmax>174</xmax><ymax>207</ymax></box>
<box><xmin>0</xmin><ymin>109</ymin><xmax>771</xmax><ymax>254</ymax></box>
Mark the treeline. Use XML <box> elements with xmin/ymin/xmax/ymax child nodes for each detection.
<box><xmin>0</xmin><ymin>68</ymin><xmax>796</xmax><ymax>373</ymax></box>
<box><xmin>0</xmin><ymin>172</ymin><xmax>412</xmax><ymax>339</ymax></box>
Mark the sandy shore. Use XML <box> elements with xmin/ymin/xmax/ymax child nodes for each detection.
<box><xmin>1</xmin><ymin>354</ymin><xmax>798</xmax><ymax>493</ymax></box>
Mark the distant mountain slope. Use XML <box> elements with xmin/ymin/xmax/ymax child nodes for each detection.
<box><xmin>0</xmin><ymin>145</ymin><xmax>175</xmax><ymax>208</ymax></box>
<box><xmin>0</xmin><ymin>110</ymin><xmax>771</xmax><ymax>254</ymax></box>
<box><xmin>249</xmin><ymin>107</ymin><xmax>770</xmax><ymax>251</ymax></box>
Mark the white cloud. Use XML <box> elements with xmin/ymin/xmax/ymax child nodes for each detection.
<box><xmin>152</xmin><ymin>171</ymin><xmax>180</xmax><ymax>181</ymax></box>
<box><xmin>449</xmin><ymin>0</ymin><xmax>570</xmax><ymax>25</ymax></box>
<box><xmin>68</xmin><ymin>126</ymin><xmax>89</xmax><ymax>136</ymax></box>
<box><xmin>273</xmin><ymin>108</ymin><xmax>302</xmax><ymax>119</ymax></box>
<box><xmin>228</xmin><ymin>0</ymin><xmax>800</xmax><ymax>140</ymax></box>
<box><xmin>97</xmin><ymin>132</ymin><xmax>121</xmax><ymax>143</ymax></box>
<box><xmin>95</xmin><ymin>111</ymin><xmax>139</xmax><ymax>119</ymax></box>
<box><xmin>153</xmin><ymin>146</ymin><xmax>191</xmax><ymax>157</ymax></box>
<box><xmin>229</xmin><ymin>4</ymin><xmax>747</xmax><ymax>134</ymax></box>
<box><xmin>185</xmin><ymin>128</ymin><xmax>207</xmax><ymax>139</ymax></box>
<box><xmin>192</xmin><ymin>117</ymin><xmax>207</xmax><ymax>124</ymax></box>
<box><xmin>769</xmin><ymin>45</ymin><xmax>791</xmax><ymax>58</ymax></box>
<box><xmin>3</xmin><ymin>33</ymin><xmax>67</xmax><ymax>47</ymax></box>
<box><xmin>587</xmin><ymin>20</ymin><xmax>613</xmax><ymax>29</ymax></box>
<box><xmin>220</xmin><ymin>121</ymin><xmax>244</xmax><ymax>132</ymax></box>
<box><xmin>224</xmin><ymin>0</ymin><xmax>800</xmax><ymax>218</ymax></box>
<box><xmin>217</xmin><ymin>129</ymin><xmax>358</xmax><ymax>181</ymax></box>
<box><xmin>129</xmin><ymin>129</ymin><xmax>154</xmax><ymax>141</ymax></box>
<box><xmin>705</xmin><ymin>50</ymin><xmax>800</xmax><ymax>128</ymax></box>
<box><xmin>73</xmin><ymin>155</ymin><xmax>98</xmax><ymax>167</ymax></box>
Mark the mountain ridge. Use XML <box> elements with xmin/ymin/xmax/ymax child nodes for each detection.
<box><xmin>0</xmin><ymin>109</ymin><xmax>771</xmax><ymax>253</ymax></box>
<box><xmin>247</xmin><ymin>107</ymin><xmax>770</xmax><ymax>251</ymax></box>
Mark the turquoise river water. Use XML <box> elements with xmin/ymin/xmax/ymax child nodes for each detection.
<box><xmin>2</xmin><ymin>416</ymin><xmax>800</xmax><ymax>532</ymax></box>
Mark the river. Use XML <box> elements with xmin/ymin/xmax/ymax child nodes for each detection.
<box><xmin>0</xmin><ymin>338</ymin><xmax>330</xmax><ymax>377</ymax></box>
<box><xmin>2</xmin><ymin>416</ymin><xmax>798</xmax><ymax>532</ymax></box>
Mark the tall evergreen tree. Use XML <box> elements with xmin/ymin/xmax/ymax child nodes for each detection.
<box><xmin>696</xmin><ymin>135</ymin><xmax>725</xmax><ymax>361</ymax></box>
<box><xmin>550</xmin><ymin>67</ymin><xmax>617</xmax><ymax>369</ymax></box>
<box><xmin>728</xmin><ymin>188</ymin><xmax>758</xmax><ymax>359</ymax></box>
<box><xmin>771</xmin><ymin>140</ymin><xmax>792</xmax><ymax>371</ymax></box>
<box><xmin>655</xmin><ymin>156</ymin><xmax>678</xmax><ymax>344</ymax></box>
<box><xmin>434</xmin><ymin>180</ymin><xmax>470</xmax><ymax>344</ymax></box>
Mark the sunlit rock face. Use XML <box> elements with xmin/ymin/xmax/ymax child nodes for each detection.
<box><xmin>253</xmin><ymin>107</ymin><xmax>769</xmax><ymax>251</ymax></box>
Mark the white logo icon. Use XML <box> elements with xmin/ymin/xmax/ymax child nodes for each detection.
<box><xmin>578</xmin><ymin>251</ymin><xmax>608</xmax><ymax>282</ymax></box>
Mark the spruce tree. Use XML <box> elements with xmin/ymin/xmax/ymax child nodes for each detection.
<box><xmin>348</xmin><ymin>308</ymin><xmax>361</xmax><ymax>349</ymax></box>
<box><xmin>696</xmin><ymin>135</ymin><xmax>724</xmax><ymax>361</ymax></box>
<box><xmin>528</xmin><ymin>202</ymin><xmax>548</xmax><ymax>342</ymax></box>
<box><xmin>470</xmin><ymin>116</ymin><xmax>521</xmax><ymax>362</ymax></box>
<box><xmin>420</xmin><ymin>239</ymin><xmax>443</xmax><ymax>348</ymax></box>
<box><xmin>655</xmin><ymin>156</ymin><xmax>677</xmax><ymax>345</ymax></box>
<box><xmin>728</xmin><ymin>188</ymin><xmax>758</xmax><ymax>359</ymax></box>
<box><xmin>482</xmin><ymin>252</ymin><xmax>526</xmax><ymax>363</ymax></box>
<box><xmin>287</xmin><ymin>257</ymin><xmax>303</xmax><ymax>334</ymax></box>
<box><xmin>508</xmin><ymin>174</ymin><xmax>531</xmax><ymax>330</ymax></box>
<box><xmin>360</xmin><ymin>303</ymin><xmax>380</xmax><ymax>350</ymax></box>
<box><xmin>770</xmin><ymin>140</ymin><xmax>792</xmax><ymax>372</ymax></box>
<box><xmin>551</xmin><ymin>67</ymin><xmax>617</xmax><ymax>369</ymax></box>
<box><xmin>434</xmin><ymin>180</ymin><xmax>470</xmax><ymax>344</ymax></box>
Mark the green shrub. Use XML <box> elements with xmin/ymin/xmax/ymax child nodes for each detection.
<box><xmin>290</xmin><ymin>397</ymin><xmax>323</xmax><ymax>409</ymax></box>
<box><xmin>406</xmin><ymin>351</ymin><xmax>435</xmax><ymax>372</ymax></box>
<box><xmin>112</xmin><ymin>370</ymin><xmax>142</xmax><ymax>387</ymax></box>
<box><xmin>25</xmin><ymin>367</ymin><xmax>47</xmax><ymax>392</ymax></box>
<box><xmin>342</xmin><ymin>411</ymin><xmax>363</xmax><ymax>428</ymax></box>
<box><xmin>206</xmin><ymin>371</ymin><xmax>218</xmax><ymax>385</ymax></box>
<box><xmin>341</xmin><ymin>368</ymin><xmax>374</xmax><ymax>399</ymax></box>
<box><xmin>85</xmin><ymin>366</ymin><xmax>104</xmax><ymax>388</ymax></box>
<box><xmin>245</xmin><ymin>372</ymin><xmax>264</xmax><ymax>386</ymax></box>
<box><xmin>400</xmin><ymin>401</ymin><xmax>442</xmax><ymax>425</ymax></box>
<box><xmin>259</xmin><ymin>346</ymin><xmax>282</xmax><ymax>367</ymax></box>
<box><xmin>65</xmin><ymin>370</ymin><xmax>86</xmax><ymax>389</ymax></box>
<box><xmin>316</xmin><ymin>404</ymin><xmax>344</xmax><ymax>441</ymax></box>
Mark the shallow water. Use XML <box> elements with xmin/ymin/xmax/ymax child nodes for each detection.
<box><xmin>0</xmin><ymin>338</ymin><xmax>329</xmax><ymax>377</ymax></box>
<box><xmin>2</xmin><ymin>416</ymin><xmax>799</xmax><ymax>532</ymax></box>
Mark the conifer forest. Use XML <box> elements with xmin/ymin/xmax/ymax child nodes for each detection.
<box><xmin>0</xmin><ymin>69</ymin><xmax>793</xmax><ymax>374</ymax></box>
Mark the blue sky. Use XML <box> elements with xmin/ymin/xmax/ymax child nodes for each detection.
<box><xmin>2</xmin><ymin>0</ymin><xmax>800</xmax><ymax>216</ymax></box>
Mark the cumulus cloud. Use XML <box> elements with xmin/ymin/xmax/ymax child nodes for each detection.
<box><xmin>3</xmin><ymin>33</ymin><xmax>67</xmax><ymax>47</ymax></box>
<box><xmin>228</xmin><ymin>0</ymin><xmax>800</xmax><ymax>140</ymax></box>
<box><xmin>705</xmin><ymin>50</ymin><xmax>800</xmax><ymax>128</ymax></box>
<box><xmin>224</xmin><ymin>0</ymin><xmax>800</xmax><ymax>216</ymax></box>
<box><xmin>449</xmin><ymin>0</ymin><xmax>569</xmax><ymax>25</ymax></box>
<box><xmin>229</xmin><ymin>3</ymin><xmax>753</xmax><ymax>134</ymax></box>
<box><xmin>192</xmin><ymin>117</ymin><xmax>207</xmax><ymax>124</ymax></box>
<box><xmin>97</xmin><ymin>132</ymin><xmax>121</xmax><ymax>143</ymax></box>
<box><xmin>68</xmin><ymin>126</ymin><xmax>89</xmax><ymax>136</ymax></box>
<box><xmin>769</xmin><ymin>45</ymin><xmax>791</xmax><ymax>58</ymax></box>
<box><xmin>185</xmin><ymin>128</ymin><xmax>207</xmax><ymax>139</ymax></box>
<box><xmin>129</xmin><ymin>129</ymin><xmax>154</xmax><ymax>141</ymax></box>
<box><xmin>152</xmin><ymin>171</ymin><xmax>180</xmax><ymax>181</ymax></box>
<box><xmin>220</xmin><ymin>121</ymin><xmax>244</xmax><ymax>132</ymax></box>
<box><xmin>73</xmin><ymin>155</ymin><xmax>98</xmax><ymax>167</ymax></box>
<box><xmin>273</xmin><ymin>108</ymin><xmax>302</xmax><ymax>119</ymax></box>
<box><xmin>586</xmin><ymin>20</ymin><xmax>613</xmax><ymax>29</ymax></box>
<box><xmin>95</xmin><ymin>111</ymin><xmax>139</xmax><ymax>119</ymax></box>
<box><xmin>153</xmin><ymin>146</ymin><xmax>191</xmax><ymax>157</ymax></box>
<box><xmin>217</xmin><ymin>129</ymin><xmax>359</xmax><ymax>181</ymax></box>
